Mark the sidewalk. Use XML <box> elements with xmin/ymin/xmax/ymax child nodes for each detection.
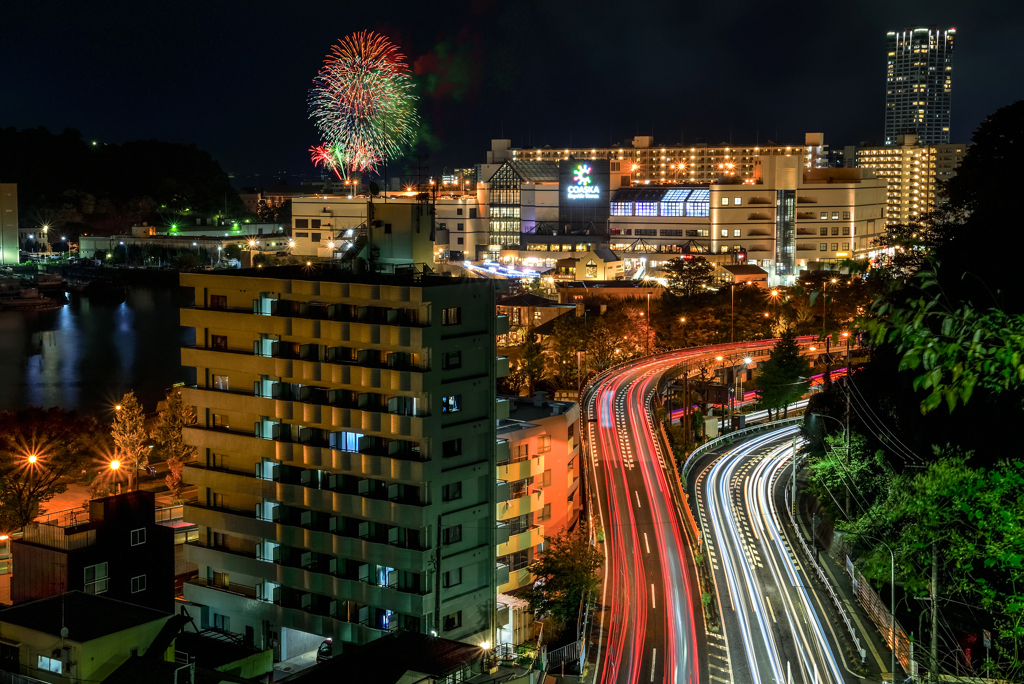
<box><xmin>792</xmin><ymin>468</ymin><xmax>894</xmax><ymax>683</ymax></box>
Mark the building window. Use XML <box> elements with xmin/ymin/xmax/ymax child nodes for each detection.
<box><xmin>543</xmin><ymin>469</ymin><xmax>552</xmax><ymax>487</ymax></box>
<box><xmin>214</xmin><ymin>614</ymin><xmax>230</xmax><ymax>631</ymax></box>
<box><xmin>568</xmin><ymin>423</ymin><xmax>575</xmax><ymax>440</ymax></box>
<box><xmin>831</xmin><ymin>226</ymin><xmax>839</xmax><ymax>236</ymax></box>
<box><xmin>831</xmin><ymin>212</ymin><xmax>839</xmax><ymax>220</ymax></box>
<box><xmin>443</xmin><ymin>568</ymin><xmax>462</xmax><ymax>588</ymax></box>
<box><xmin>720</xmin><ymin>230</ymin><xmax>728</xmax><ymax>238</ymax></box>
<box><xmin>442</xmin><ymin>438</ymin><xmax>462</xmax><ymax>457</ymax></box>
<box><xmin>210</xmin><ymin>295</ymin><xmax>227</xmax><ymax>310</ymax></box>
<box><xmin>443</xmin><ymin>611</ymin><xmax>462</xmax><ymax>632</ymax></box>
<box><xmin>585</xmin><ymin>260</ymin><xmax>597</xmax><ymax>277</ymax></box>
<box><xmin>295</xmin><ymin>231</ymin><xmax>309</xmax><ymax>238</ymax></box>
<box><xmin>131</xmin><ymin>528</ymin><xmax>146</xmax><ymax>546</ymax></box>
<box><xmin>442</xmin><ymin>351</ymin><xmax>461</xmax><ymax>370</ymax></box>
<box><xmin>819</xmin><ymin>243</ymin><xmax>827</xmax><ymax>251</ymax></box>
<box><xmin>469</xmin><ymin>208</ymin><xmax>477</xmax><ymax>218</ymax></box>
<box><xmin>660</xmin><ymin>203</ymin><xmax>684</xmax><ymax>217</ymax></box>
<box><xmin>456</xmin><ymin>208</ymin><xmax>463</xmax><ymax>216</ymax></box>
<box><xmin>211</xmin><ymin>335</ymin><xmax>227</xmax><ymax>350</ymax></box>
<box><xmin>820</xmin><ymin>212</ymin><xmax>828</xmax><ymax>219</ymax></box>
<box><xmin>84</xmin><ymin>562</ymin><xmax>109</xmax><ymax>594</ymax></box>
<box><xmin>610</xmin><ymin>202</ymin><xmax>632</xmax><ymax>216</ymax></box>
<box><xmin>311</xmin><ymin>232</ymin><xmax>321</xmax><ymax>243</ymax></box>
<box><xmin>733</xmin><ymin>229</ymin><xmax>741</xmax><ymax>237</ymax></box>
<box><xmin>457</xmin><ymin>223</ymin><xmax>464</xmax><ymax>231</ymax></box>
<box><xmin>843</xmin><ymin>211</ymin><xmax>851</xmax><ymax>220</ymax></box>
<box><xmin>843</xmin><ymin>242</ymin><xmax>850</xmax><ymax>250</ymax></box>
<box><xmin>686</xmin><ymin>201</ymin><xmax>709</xmax><ymax>217</ymax></box>
<box><xmin>212</xmin><ymin>374</ymin><xmax>229</xmax><ymax>390</ymax></box>
<box><xmin>456</xmin><ymin>238</ymin><xmax>464</xmax><ymax>245</ymax></box>
<box><xmin>721</xmin><ymin>197</ymin><xmax>730</xmax><ymax>205</ymax></box>
<box><xmin>819</xmin><ymin>227</ymin><xmax>828</xmax><ymax>236</ymax></box>
<box><xmin>131</xmin><ymin>575</ymin><xmax>147</xmax><ymax>593</ymax></box>
<box><xmin>442</xmin><ymin>482</ymin><xmax>462</xmax><ymax>502</ymax></box>
<box><xmin>442</xmin><ymin>395</ymin><xmax>461</xmax><ymax>413</ymax></box>
<box><xmin>842</xmin><ymin>227</ymin><xmax>851</xmax><ymax>236</ymax></box>
<box><xmin>37</xmin><ymin>656</ymin><xmax>62</xmax><ymax>674</ymax></box>
<box><xmin>660</xmin><ymin>229</ymin><xmax>683</xmax><ymax>237</ymax></box>
<box><xmin>442</xmin><ymin>308</ymin><xmax>461</xmax><ymax>325</ymax></box>
<box><xmin>734</xmin><ymin>197</ymin><xmax>741</xmax><ymax>205</ymax></box>
<box><xmin>634</xmin><ymin>203</ymin><xmax>657</xmax><ymax>217</ymax></box>
<box><xmin>512</xmin><ymin>444</ymin><xmax>530</xmax><ymax>462</ymax></box>
<box><xmin>537</xmin><ymin>435</ymin><xmax>551</xmax><ymax>453</ymax></box>
<box><xmin>831</xmin><ymin>243</ymin><xmax>839</xmax><ymax>251</ymax></box>
<box><xmin>438</xmin><ymin>222</ymin><xmax>447</xmax><ymax>231</ymax></box>
<box><xmin>442</xmin><ymin>525</ymin><xmax>462</xmax><ymax>545</ymax></box>
<box><xmin>634</xmin><ymin>229</ymin><xmax>656</xmax><ymax>236</ymax></box>
<box><xmin>295</xmin><ymin>219</ymin><xmax>309</xmax><ymax>229</ymax></box>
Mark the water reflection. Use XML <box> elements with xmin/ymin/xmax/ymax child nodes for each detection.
<box><xmin>0</xmin><ymin>287</ymin><xmax>196</xmax><ymax>415</ymax></box>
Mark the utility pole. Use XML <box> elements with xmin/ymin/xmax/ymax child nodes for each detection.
<box><xmin>791</xmin><ymin>434</ymin><xmax>797</xmax><ymax>516</ymax></box>
<box><xmin>434</xmin><ymin>515</ymin><xmax>443</xmax><ymax>635</ymax></box>
<box><xmin>682</xmin><ymin>369</ymin><xmax>691</xmax><ymax>447</ymax></box>
<box><xmin>931</xmin><ymin>542</ymin><xmax>939</xmax><ymax>684</ymax></box>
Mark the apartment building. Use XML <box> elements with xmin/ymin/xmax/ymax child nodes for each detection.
<box><xmin>178</xmin><ymin>265</ymin><xmax>508</xmax><ymax>660</ymax></box>
<box><xmin>845</xmin><ymin>134</ymin><xmax>967</xmax><ymax>226</ymax></box>
<box><xmin>483</xmin><ymin>133</ymin><xmax>828</xmax><ymax>185</ymax></box>
<box><xmin>495</xmin><ymin>394</ymin><xmax>581</xmax><ymax>593</ymax></box>
<box><xmin>885</xmin><ymin>27</ymin><xmax>955</xmax><ymax>145</ymax></box>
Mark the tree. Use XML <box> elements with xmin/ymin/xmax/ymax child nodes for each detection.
<box><xmin>111</xmin><ymin>391</ymin><xmax>148</xmax><ymax>491</ymax></box>
<box><xmin>151</xmin><ymin>389</ymin><xmax>197</xmax><ymax>500</ymax></box>
<box><xmin>755</xmin><ymin>329</ymin><xmax>810</xmax><ymax>418</ymax></box>
<box><xmin>664</xmin><ymin>256</ymin><xmax>714</xmax><ymax>296</ymax></box>
<box><xmin>223</xmin><ymin>243</ymin><xmax>241</xmax><ymax>260</ymax></box>
<box><xmin>521</xmin><ymin>530</ymin><xmax>603</xmax><ymax>624</ymax></box>
<box><xmin>0</xmin><ymin>408</ymin><xmax>104</xmax><ymax>530</ymax></box>
<box><xmin>518</xmin><ymin>329</ymin><xmax>546</xmax><ymax>396</ymax></box>
<box><xmin>548</xmin><ymin>315</ymin><xmax>587</xmax><ymax>390</ymax></box>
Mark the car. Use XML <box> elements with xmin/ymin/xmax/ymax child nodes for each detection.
<box><xmin>316</xmin><ymin>638</ymin><xmax>333</xmax><ymax>664</ymax></box>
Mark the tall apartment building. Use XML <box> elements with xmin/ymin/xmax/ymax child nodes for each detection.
<box><xmin>178</xmin><ymin>265</ymin><xmax>508</xmax><ymax>660</ymax></box>
<box><xmin>482</xmin><ymin>134</ymin><xmax>827</xmax><ymax>185</ymax></box>
<box><xmin>885</xmin><ymin>26</ymin><xmax>955</xmax><ymax>145</ymax></box>
<box><xmin>846</xmin><ymin>134</ymin><xmax>967</xmax><ymax>226</ymax></box>
<box><xmin>0</xmin><ymin>183</ymin><xmax>18</xmax><ymax>265</ymax></box>
<box><xmin>495</xmin><ymin>395</ymin><xmax>581</xmax><ymax>594</ymax></box>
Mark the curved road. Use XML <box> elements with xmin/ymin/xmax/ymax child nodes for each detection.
<box><xmin>694</xmin><ymin>427</ymin><xmax>854</xmax><ymax>684</ymax></box>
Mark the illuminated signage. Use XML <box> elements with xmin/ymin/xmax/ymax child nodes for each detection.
<box><xmin>567</xmin><ymin>164</ymin><xmax>600</xmax><ymax>199</ymax></box>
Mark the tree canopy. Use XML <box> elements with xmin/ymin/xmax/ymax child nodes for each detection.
<box><xmin>521</xmin><ymin>530</ymin><xmax>603</xmax><ymax>623</ymax></box>
<box><xmin>151</xmin><ymin>389</ymin><xmax>197</xmax><ymax>500</ymax></box>
<box><xmin>755</xmin><ymin>329</ymin><xmax>809</xmax><ymax>418</ymax></box>
<box><xmin>663</xmin><ymin>256</ymin><xmax>714</xmax><ymax>296</ymax></box>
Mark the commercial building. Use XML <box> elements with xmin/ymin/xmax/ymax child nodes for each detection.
<box><xmin>845</xmin><ymin>134</ymin><xmax>967</xmax><ymax>226</ymax></box>
<box><xmin>177</xmin><ymin>265</ymin><xmax>506</xmax><ymax>659</ymax></box>
<box><xmin>0</xmin><ymin>183</ymin><xmax>18</xmax><ymax>265</ymax></box>
<box><xmin>885</xmin><ymin>27</ymin><xmax>955</xmax><ymax>145</ymax></box>
<box><xmin>495</xmin><ymin>394</ymin><xmax>580</xmax><ymax>594</ymax></box>
<box><xmin>12</xmin><ymin>491</ymin><xmax>174</xmax><ymax>612</ymax></box>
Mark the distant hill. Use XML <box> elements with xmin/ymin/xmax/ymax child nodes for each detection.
<box><xmin>0</xmin><ymin>126</ymin><xmax>248</xmax><ymax>236</ymax></box>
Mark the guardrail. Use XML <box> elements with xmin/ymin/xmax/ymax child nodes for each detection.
<box><xmin>681</xmin><ymin>417</ymin><xmax>803</xmax><ymax>479</ymax></box>
<box><xmin>785</xmin><ymin>486</ymin><xmax>867</xmax><ymax>663</ymax></box>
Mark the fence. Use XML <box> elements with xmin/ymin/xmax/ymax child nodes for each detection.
<box><xmin>854</xmin><ymin>566</ymin><xmax>912</xmax><ymax>675</ymax></box>
<box><xmin>681</xmin><ymin>417</ymin><xmax>803</xmax><ymax>479</ymax></box>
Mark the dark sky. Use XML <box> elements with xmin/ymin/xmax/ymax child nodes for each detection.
<box><xmin>3</xmin><ymin>0</ymin><xmax>1022</xmax><ymax>182</ymax></box>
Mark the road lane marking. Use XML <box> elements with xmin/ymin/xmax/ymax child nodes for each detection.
<box><xmin>766</xmin><ymin>595</ymin><xmax>777</xmax><ymax>623</ymax></box>
<box><xmin>650</xmin><ymin>648</ymin><xmax>657</xmax><ymax>682</ymax></box>
<box><xmin>644</xmin><ymin>533</ymin><xmax>650</xmax><ymax>554</ymax></box>
<box><xmin>650</xmin><ymin>584</ymin><xmax>656</xmax><ymax>609</ymax></box>
<box><xmin>635</xmin><ymin>491</ymin><xmax>641</xmax><ymax>508</ymax></box>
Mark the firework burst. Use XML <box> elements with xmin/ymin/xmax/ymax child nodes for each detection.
<box><xmin>308</xmin><ymin>31</ymin><xmax>419</xmax><ymax>177</ymax></box>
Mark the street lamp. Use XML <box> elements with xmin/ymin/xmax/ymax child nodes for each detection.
<box><xmin>109</xmin><ymin>459</ymin><xmax>123</xmax><ymax>495</ymax></box>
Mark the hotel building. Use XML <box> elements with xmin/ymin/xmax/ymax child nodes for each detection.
<box><xmin>178</xmin><ymin>263</ymin><xmax>509</xmax><ymax>659</ymax></box>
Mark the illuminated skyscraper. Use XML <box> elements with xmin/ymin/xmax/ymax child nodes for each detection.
<box><xmin>885</xmin><ymin>26</ymin><xmax>955</xmax><ymax>145</ymax></box>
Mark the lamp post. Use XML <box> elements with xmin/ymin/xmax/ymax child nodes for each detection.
<box><xmin>646</xmin><ymin>292</ymin><xmax>651</xmax><ymax>356</ymax></box>
<box><xmin>110</xmin><ymin>459</ymin><xmax>123</xmax><ymax>495</ymax></box>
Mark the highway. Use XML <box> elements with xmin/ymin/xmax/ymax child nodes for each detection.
<box><xmin>584</xmin><ymin>337</ymin><xmax>836</xmax><ymax>684</ymax></box>
<box><xmin>693</xmin><ymin>427</ymin><xmax>852</xmax><ymax>684</ymax></box>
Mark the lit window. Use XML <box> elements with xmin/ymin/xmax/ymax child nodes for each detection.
<box><xmin>734</xmin><ymin>197</ymin><xmax>741</xmax><ymax>205</ymax></box>
<box><xmin>820</xmin><ymin>212</ymin><xmax>828</xmax><ymax>220</ymax></box>
<box><xmin>720</xmin><ymin>230</ymin><xmax>728</xmax><ymax>238</ymax></box>
<box><xmin>721</xmin><ymin>197</ymin><xmax>729</xmax><ymax>206</ymax></box>
<box><xmin>733</xmin><ymin>229</ymin><xmax>741</xmax><ymax>237</ymax></box>
<box><xmin>831</xmin><ymin>243</ymin><xmax>839</xmax><ymax>251</ymax></box>
<box><xmin>84</xmin><ymin>562</ymin><xmax>109</xmax><ymax>594</ymax></box>
<box><xmin>819</xmin><ymin>243</ymin><xmax>827</xmax><ymax>251</ymax></box>
<box><xmin>38</xmin><ymin>656</ymin><xmax>62</xmax><ymax>674</ymax></box>
<box><xmin>442</xmin><ymin>395</ymin><xmax>462</xmax><ymax>413</ymax></box>
<box><xmin>441</xmin><ymin>308</ymin><xmax>461</xmax><ymax>325</ymax></box>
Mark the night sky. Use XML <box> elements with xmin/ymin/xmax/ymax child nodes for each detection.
<box><xmin>3</xmin><ymin>0</ymin><xmax>1021</xmax><ymax>182</ymax></box>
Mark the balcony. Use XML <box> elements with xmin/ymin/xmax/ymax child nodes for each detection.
<box><xmin>498</xmin><ymin>525</ymin><xmax>544</xmax><ymax>556</ymax></box>
<box><xmin>497</xmin><ymin>454</ymin><xmax>545</xmax><ymax>482</ymax></box>
<box><xmin>496</xmin><ymin>562</ymin><xmax>510</xmax><ymax>587</ymax></box>
<box><xmin>500</xmin><ymin>566</ymin><xmax>534</xmax><ymax>593</ymax></box>
<box><xmin>496</xmin><ymin>356</ymin><xmax>510</xmax><ymax>379</ymax></box>
<box><xmin>497</xmin><ymin>489</ymin><xmax>544</xmax><ymax>521</ymax></box>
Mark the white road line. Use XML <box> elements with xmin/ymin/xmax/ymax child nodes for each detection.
<box><xmin>650</xmin><ymin>648</ymin><xmax>657</xmax><ymax>682</ymax></box>
<box><xmin>644</xmin><ymin>532</ymin><xmax>650</xmax><ymax>554</ymax></box>
<box><xmin>650</xmin><ymin>583</ymin><xmax>656</xmax><ymax>609</ymax></box>
<box><xmin>635</xmin><ymin>490</ymin><xmax>641</xmax><ymax>508</ymax></box>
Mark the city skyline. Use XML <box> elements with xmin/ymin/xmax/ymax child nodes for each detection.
<box><xmin>3</xmin><ymin>1</ymin><xmax>1022</xmax><ymax>179</ymax></box>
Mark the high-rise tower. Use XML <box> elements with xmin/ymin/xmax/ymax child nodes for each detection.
<box><xmin>885</xmin><ymin>26</ymin><xmax>955</xmax><ymax>145</ymax></box>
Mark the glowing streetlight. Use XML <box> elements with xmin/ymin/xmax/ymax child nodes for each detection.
<box><xmin>115</xmin><ymin>404</ymin><xmax>122</xmax><ymax>411</ymax></box>
<box><xmin>27</xmin><ymin>454</ymin><xmax>38</xmax><ymax>464</ymax></box>
<box><xmin>109</xmin><ymin>459</ymin><xmax>121</xmax><ymax>470</ymax></box>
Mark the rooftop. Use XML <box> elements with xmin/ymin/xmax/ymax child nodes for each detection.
<box><xmin>722</xmin><ymin>264</ymin><xmax>769</xmax><ymax>276</ymax></box>
<box><xmin>555</xmin><ymin>280</ymin><xmax>663</xmax><ymax>290</ymax></box>
<box><xmin>506</xmin><ymin>160</ymin><xmax>559</xmax><ymax>183</ymax></box>
<box><xmin>182</xmin><ymin>265</ymin><xmax>495</xmax><ymax>288</ymax></box>
<box><xmin>282</xmin><ymin>630</ymin><xmax>482</xmax><ymax>683</ymax></box>
<box><xmin>497</xmin><ymin>292</ymin><xmax>563</xmax><ymax>307</ymax></box>
<box><xmin>498</xmin><ymin>393</ymin><xmax>577</xmax><ymax>427</ymax></box>
<box><xmin>0</xmin><ymin>591</ymin><xmax>169</xmax><ymax>642</ymax></box>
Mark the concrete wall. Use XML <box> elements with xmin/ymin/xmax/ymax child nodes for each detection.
<box><xmin>0</xmin><ymin>184</ymin><xmax>19</xmax><ymax>265</ymax></box>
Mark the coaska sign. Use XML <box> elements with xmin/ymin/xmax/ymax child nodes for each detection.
<box><xmin>567</xmin><ymin>164</ymin><xmax>600</xmax><ymax>199</ymax></box>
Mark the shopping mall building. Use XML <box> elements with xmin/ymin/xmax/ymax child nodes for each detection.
<box><xmin>287</xmin><ymin>135</ymin><xmax>884</xmax><ymax>286</ymax></box>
